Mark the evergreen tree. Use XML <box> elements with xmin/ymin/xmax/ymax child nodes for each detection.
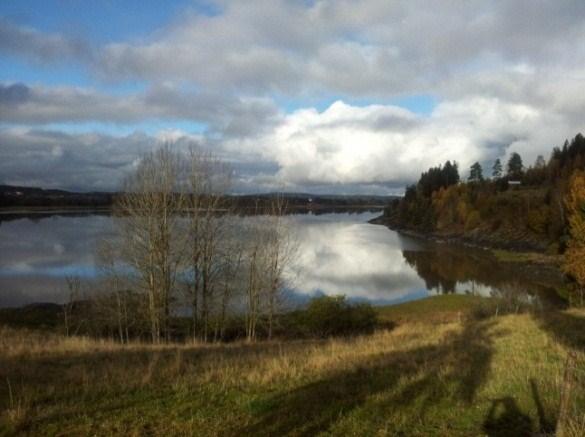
<box><xmin>492</xmin><ymin>159</ymin><xmax>502</xmax><ymax>179</ymax></box>
<box><xmin>535</xmin><ymin>155</ymin><xmax>546</xmax><ymax>169</ymax></box>
<box><xmin>444</xmin><ymin>161</ymin><xmax>459</xmax><ymax>185</ymax></box>
<box><xmin>468</xmin><ymin>162</ymin><xmax>484</xmax><ymax>182</ymax></box>
<box><xmin>506</xmin><ymin>152</ymin><xmax>523</xmax><ymax>179</ymax></box>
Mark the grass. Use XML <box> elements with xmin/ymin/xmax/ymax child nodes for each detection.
<box><xmin>0</xmin><ymin>296</ymin><xmax>584</xmax><ymax>436</ymax></box>
<box><xmin>376</xmin><ymin>294</ymin><xmax>484</xmax><ymax>325</ymax></box>
<box><xmin>492</xmin><ymin>249</ymin><xmax>561</xmax><ymax>265</ymax></box>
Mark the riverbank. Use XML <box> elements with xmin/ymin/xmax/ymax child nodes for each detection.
<box><xmin>1</xmin><ymin>295</ymin><xmax>583</xmax><ymax>436</ymax></box>
<box><xmin>369</xmin><ymin>214</ymin><xmax>563</xmax><ymax>269</ymax></box>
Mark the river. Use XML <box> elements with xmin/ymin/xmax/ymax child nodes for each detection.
<box><xmin>0</xmin><ymin>210</ymin><xmax>564</xmax><ymax>308</ymax></box>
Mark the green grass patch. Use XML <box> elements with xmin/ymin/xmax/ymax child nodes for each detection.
<box><xmin>1</xmin><ymin>298</ymin><xmax>584</xmax><ymax>436</ymax></box>
<box><xmin>492</xmin><ymin>249</ymin><xmax>560</xmax><ymax>265</ymax></box>
<box><xmin>376</xmin><ymin>294</ymin><xmax>485</xmax><ymax>324</ymax></box>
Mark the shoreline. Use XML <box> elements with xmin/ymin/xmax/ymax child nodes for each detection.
<box><xmin>369</xmin><ymin>214</ymin><xmax>563</xmax><ymax>271</ymax></box>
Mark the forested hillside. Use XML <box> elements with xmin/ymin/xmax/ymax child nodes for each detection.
<box><xmin>383</xmin><ymin>134</ymin><xmax>585</xmax><ymax>252</ymax></box>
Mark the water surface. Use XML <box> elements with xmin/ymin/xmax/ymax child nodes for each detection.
<box><xmin>0</xmin><ymin>211</ymin><xmax>564</xmax><ymax>308</ymax></box>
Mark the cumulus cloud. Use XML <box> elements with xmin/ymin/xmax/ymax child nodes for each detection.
<box><xmin>0</xmin><ymin>18</ymin><xmax>91</xmax><ymax>64</ymax></box>
<box><xmin>226</xmin><ymin>98</ymin><xmax>574</xmax><ymax>189</ymax></box>
<box><xmin>0</xmin><ymin>128</ymin><xmax>178</xmax><ymax>190</ymax></box>
<box><xmin>0</xmin><ymin>126</ymin><xmax>282</xmax><ymax>192</ymax></box>
<box><xmin>2</xmin><ymin>95</ymin><xmax>575</xmax><ymax>193</ymax></box>
<box><xmin>2</xmin><ymin>2</ymin><xmax>585</xmax><ymax>193</ymax></box>
<box><xmin>93</xmin><ymin>0</ymin><xmax>585</xmax><ymax>97</ymax></box>
<box><xmin>0</xmin><ymin>82</ymin><xmax>280</xmax><ymax>138</ymax></box>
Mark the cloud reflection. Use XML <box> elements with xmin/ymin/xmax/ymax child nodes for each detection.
<box><xmin>288</xmin><ymin>212</ymin><xmax>428</xmax><ymax>304</ymax></box>
<box><xmin>0</xmin><ymin>212</ymin><xmax>564</xmax><ymax>309</ymax></box>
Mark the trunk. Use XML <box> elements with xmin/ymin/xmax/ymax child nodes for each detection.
<box><xmin>192</xmin><ymin>274</ymin><xmax>199</xmax><ymax>340</ymax></box>
<box><xmin>202</xmin><ymin>269</ymin><xmax>209</xmax><ymax>342</ymax></box>
<box><xmin>268</xmin><ymin>255</ymin><xmax>279</xmax><ymax>341</ymax></box>
<box><xmin>246</xmin><ymin>249</ymin><xmax>258</xmax><ymax>342</ymax></box>
<box><xmin>219</xmin><ymin>281</ymin><xmax>229</xmax><ymax>341</ymax></box>
<box><xmin>116</xmin><ymin>291</ymin><xmax>124</xmax><ymax>343</ymax></box>
<box><xmin>63</xmin><ymin>307</ymin><xmax>69</xmax><ymax>337</ymax></box>
<box><xmin>556</xmin><ymin>352</ymin><xmax>577</xmax><ymax>437</ymax></box>
<box><xmin>148</xmin><ymin>268</ymin><xmax>159</xmax><ymax>343</ymax></box>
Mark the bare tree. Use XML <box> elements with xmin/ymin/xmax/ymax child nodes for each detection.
<box><xmin>63</xmin><ymin>276</ymin><xmax>81</xmax><ymax>337</ymax></box>
<box><xmin>243</xmin><ymin>197</ymin><xmax>296</xmax><ymax>342</ymax></box>
<box><xmin>95</xmin><ymin>240</ymin><xmax>139</xmax><ymax>343</ymax></box>
<box><xmin>185</xmin><ymin>147</ymin><xmax>232</xmax><ymax>341</ymax></box>
<box><xmin>97</xmin><ymin>144</ymin><xmax>296</xmax><ymax>344</ymax></box>
<box><xmin>213</xmin><ymin>222</ymin><xmax>245</xmax><ymax>341</ymax></box>
<box><xmin>114</xmin><ymin>146</ymin><xmax>187</xmax><ymax>343</ymax></box>
<box><xmin>265</xmin><ymin>195</ymin><xmax>295</xmax><ymax>340</ymax></box>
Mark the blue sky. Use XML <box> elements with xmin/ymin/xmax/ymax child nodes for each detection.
<box><xmin>1</xmin><ymin>1</ymin><xmax>584</xmax><ymax>192</ymax></box>
<box><xmin>0</xmin><ymin>0</ymin><xmax>199</xmax><ymax>43</ymax></box>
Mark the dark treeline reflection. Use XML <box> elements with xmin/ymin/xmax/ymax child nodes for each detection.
<box><xmin>401</xmin><ymin>243</ymin><xmax>566</xmax><ymax>310</ymax></box>
<box><xmin>0</xmin><ymin>206</ymin><xmax>382</xmax><ymax>225</ymax></box>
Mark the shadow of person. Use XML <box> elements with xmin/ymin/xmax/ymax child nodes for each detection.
<box><xmin>483</xmin><ymin>397</ymin><xmax>532</xmax><ymax>437</ymax></box>
<box><xmin>533</xmin><ymin>309</ymin><xmax>585</xmax><ymax>352</ymax></box>
<box><xmin>530</xmin><ymin>378</ymin><xmax>555</xmax><ymax>434</ymax></box>
<box><xmin>238</xmin><ymin>318</ymin><xmax>497</xmax><ymax>436</ymax></box>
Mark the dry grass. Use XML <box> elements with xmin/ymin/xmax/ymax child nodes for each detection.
<box><xmin>0</xmin><ymin>299</ymin><xmax>584</xmax><ymax>436</ymax></box>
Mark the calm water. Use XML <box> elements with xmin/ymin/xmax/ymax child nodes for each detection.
<box><xmin>0</xmin><ymin>211</ymin><xmax>564</xmax><ymax>308</ymax></box>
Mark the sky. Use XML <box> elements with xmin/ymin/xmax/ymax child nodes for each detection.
<box><xmin>1</xmin><ymin>0</ymin><xmax>585</xmax><ymax>194</ymax></box>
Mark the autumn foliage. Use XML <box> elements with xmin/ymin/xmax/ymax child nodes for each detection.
<box><xmin>563</xmin><ymin>170</ymin><xmax>585</xmax><ymax>302</ymax></box>
<box><xmin>384</xmin><ymin>133</ymin><xmax>585</xmax><ymax>252</ymax></box>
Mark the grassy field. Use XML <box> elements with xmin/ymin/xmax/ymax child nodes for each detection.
<box><xmin>1</xmin><ymin>295</ymin><xmax>584</xmax><ymax>436</ymax></box>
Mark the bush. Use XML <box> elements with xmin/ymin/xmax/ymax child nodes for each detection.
<box><xmin>303</xmin><ymin>295</ymin><xmax>377</xmax><ymax>338</ymax></box>
<box><xmin>464</xmin><ymin>210</ymin><xmax>481</xmax><ymax>232</ymax></box>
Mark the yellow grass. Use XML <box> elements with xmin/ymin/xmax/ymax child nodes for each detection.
<box><xmin>0</xmin><ymin>301</ymin><xmax>584</xmax><ymax>436</ymax></box>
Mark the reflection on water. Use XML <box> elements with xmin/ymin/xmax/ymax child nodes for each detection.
<box><xmin>289</xmin><ymin>213</ymin><xmax>429</xmax><ymax>304</ymax></box>
<box><xmin>401</xmin><ymin>244</ymin><xmax>565</xmax><ymax>309</ymax></box>
<box><xmin>0</xmin><ymin>211</ymin><xmax>565</xmax><ymax>308</ymax></box>
<box><xmin>0</xmin><ymin>214</ymin><xmax>114</xmax><ymax>307</ymax></box>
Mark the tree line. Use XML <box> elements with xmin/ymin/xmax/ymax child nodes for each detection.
<box><xmin>384</xmin><ymin>133</ymin><xmax>585</xmax><ymax>304</ymax></box>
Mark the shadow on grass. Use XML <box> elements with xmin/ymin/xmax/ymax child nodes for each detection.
<box><xmin>533</xmin><ymin>309</ymin><xmax>585</xmax><ymax>352</ymax></box>
<box><xmin>530</xmin><ymin>378</ymin><xmax>556</xmax><ymax>435</ymax></box>
<box><xmin>530</xmin><ymin>308</ymin><xmax>585</xmax><ymax>436</ymax></box>
<box><xmin>239</xmin><ymin>319</ymin><xmax>497</xmax><ymax>436</ymax></box>
<box><xmin>0</xmin><ymin>340</ymin><xmax>324</xmax><ymax>433</ymax></box>
<box><xmin>482</xmin><ymin>397</ymin><xmax>532</xmax><ymax>437</ymax></box>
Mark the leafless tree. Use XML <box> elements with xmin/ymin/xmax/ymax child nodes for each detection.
<box><xmin>243</xmin><ymin>197</ymin><xmax>296</xmax><ymax>342</ymax></box>
<box><xmin>97</xmin><ymin>144</ymin><xmax>296</xmax><ymax>344</ymax></box>
<box><xmin>94</xmin><ymin>239</ymin><xmax>139</xmax><ymax>343</ymax></box>
<box><xmin>63</xmin><ymin>275</ymin><xmax>81</xmax><ymax>337</ymax></box>
<box><xmin>265</xmin><ymin>195</ymin><xmax>296</xmax><ymax>340</ymax></box>
<box><xmin>185</xmin><ymin>147</ymin><xmax>232</xmax><ymax>341</ymax></box>
<box><xmin>114</xmin><ymin>146</ymin><xmax>187</xmax><ymax>343</ymax></box>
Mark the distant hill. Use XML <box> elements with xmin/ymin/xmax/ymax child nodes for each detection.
<box><xmin>0</xmin><ymin>184</ymin><xmax>396</xmax><ymax>209</ymax></box>
<box><xmin>231</xmin><ymin>192</ymin><xmax>397</xmax><ymax>208</ymax></box>
<box><xmin>0</xmin><ymin>185</ymin><xmax>115</xmax><ymax>208</ymax></box>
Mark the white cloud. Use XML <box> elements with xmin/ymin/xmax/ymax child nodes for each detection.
<box><xmin>229</xmin><ymin>97</ymin><xmax>572</xmax><ymax>188</ymax></box>
<box><xmin>0</xmin><ymin>82</ymin><xmax>280</xmax><ymax>138</ymax></box>
<box><xmin>2</xmin><ymin>1</ymin><xmax>585</xmax><ymax>193</ymax></box>
<box><xmin>0</xmin><ymin>94</ymin><xmax>578</xmax><ymax>192</ymax></box>
<box><xmin>91</xmin><ymin>0</ymin><xmax>585</xmax><ymax>97</ymax></box>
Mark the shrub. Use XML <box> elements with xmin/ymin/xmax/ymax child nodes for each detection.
<box><xmin>464</xmin><ymin>210</ymin><xmax>481</xmax><ymax>232</ymax></box>
<box><xmin>303</xmin><ymin>295</ymin><xmax>377</xmax><ymax>338</ymax></box>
